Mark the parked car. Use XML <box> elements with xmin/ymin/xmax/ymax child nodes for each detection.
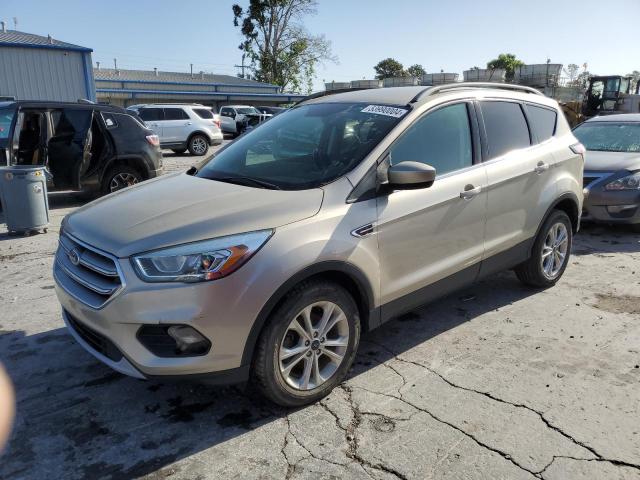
<box><xmin>128</xmin><ymin>104</ymin><xmax>223</xmax><ymax>156</ymax></box>
<box><xmin>573</xmin><ymin>114</ymin><xmax>640</xmax><ymax>231</ymax></box>
<box><xmin>54</xmin><ymin>84</ymin><xmax>583</xmax><ymax>406</ymax></box>
<box><xmin>219</xmin><ymin>105</ymin><xmax>271</xmax><ymax>136</ymax></box>
<box><xmin>0</xmin><ymin>100</ymin><xmax>162</xmax><ymax>195</ymax></box>
<box><xmin>257</xmin><ymin>106</ymin><xmax>286</xmax><ymax>116</ymax></box>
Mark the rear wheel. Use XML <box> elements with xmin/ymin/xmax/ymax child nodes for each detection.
<box><xmin>101</xmin><ymin>165</ymin><xmax>143</xmax><ymax>195</ymax></box>
<box><xmin>515</xmin><ymin>210</ymin><xmax>572</xmax><ymax>287</ymax></box>
<box><xmin>188</xmin><ymin>134</ymin><xmax>209</xmax><ymax>156</ymax></box>
<box><xmin>253</xmin><ymin>280</ymin><xmax>360</xmax><ymax>407</ymax></box>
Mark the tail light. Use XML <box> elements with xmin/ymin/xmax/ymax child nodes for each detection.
<box><xmin>570</xmin><ymin>143</ymin><xmax>586</xmax><ymax>155</ymax></box>
<box><xmin>146</xmin><ymin>134</ymin><xmax>160</xmax><ymax>147</ymax></box>
<box><xmin>213</xmin><ymin>119</ymin><xmax>221</xmax><ymax>129</ymax></box>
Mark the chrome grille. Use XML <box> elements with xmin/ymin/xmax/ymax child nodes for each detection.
<box><xmin>54</xmin><ymin>233</ymin><xmax>123</xmax><ymax>309</ymax></box>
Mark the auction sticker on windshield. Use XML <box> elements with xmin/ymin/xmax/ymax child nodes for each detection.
<box><xmin>361</xmin><ymin>105</ymin><xmax>408</xmax><ymax>118</ymax></box>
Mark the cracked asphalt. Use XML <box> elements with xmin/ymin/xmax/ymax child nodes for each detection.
<box><xmin>1</xmin><ymin>148</ymin><xmax>639</xmax><ymax>479</ymax></box>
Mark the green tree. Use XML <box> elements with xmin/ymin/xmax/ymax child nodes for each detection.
<box><xmin>406</xmin><ymin>64</ymin><xmax>426</xmax><ymax>78</ymax></box>
<box><xmin>232</xmin><ymin>0</ymin><xmax>336</xmax><ymax>93</ymax></box>
<box><xmin>487</xmin><ymin>53</ymin><xmax>525</xmax><ymax>81</ymax></box>
<box><xmin>576</xmin><ymin>70</ymin><xmax>591</xmax><ymax>90</ymax></box>
<box><xmin>563</xmin><ymin>63</ymin><xmax>580</xmax><ymax>85</ymax></box>
<box><xmin>628</xmin><ymin>70</ymin><xmax>640</xmax><ymax>93</ymax></box>
<box><xmin>374</xmin><ymin>58</ymin><xmax>405</xmax><ymax>79</ymax></box>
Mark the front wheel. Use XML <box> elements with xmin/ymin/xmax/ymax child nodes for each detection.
<box><xmin>101</xmin><ymin>165</ymin><xmax>143</xmax><ymax>195</ymax></box>
<box><xmin>188</xmin><ymin>134</ymin><xmax>209</xmax><ymax>156</ymax></box>
<box><xmin>515</xmin><ymin>210</ymin><xmax>572</xmax><ymax>287</ymax></box>
<box><xmin>253</xmin><ymin>280</ymin><xmax>360</xmax><ymax>407</ymax></box>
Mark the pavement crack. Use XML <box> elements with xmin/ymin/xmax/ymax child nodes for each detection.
<box><xmin>364</xmin><ymin>338</ymin><xmax>640</xmax><ymax>473</ymax></box>
<box><xmin>339</xmin><ymin>384</ymin><xmax>409</xmax><ymax>480</ymax></box>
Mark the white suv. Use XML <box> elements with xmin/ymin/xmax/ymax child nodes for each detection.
<box><xmin>130</xmin><ymin>104</ymin><xmax>223</xmax><ymax>156</ymax></box>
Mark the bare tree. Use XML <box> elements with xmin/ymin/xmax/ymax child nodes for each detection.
<box><xmin>232</xmin><ymin>0</ymin><xmax>336</xmax><ymax>93</ymax></box>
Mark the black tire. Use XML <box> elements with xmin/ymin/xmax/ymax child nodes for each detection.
<box><xmin>515</xmin><ymin>210</ymin><xmax>573</xmax><ymax>288</ymax></box>
<box><xmin>101</xmin><ymin>165</ymin><xmax>143</xmax><ymax>195</ymax></box>
<box><xmin>171</xmin><ymin>148</ymin><xmax>187</xmax><ymax>154</ymax></box>
<box><xmin>187</xmin><ymin>134</ymin><xmax>209</xmax><ymax>156</ymax></box>
<box><xmin>253</xmin><ymin>280</ymin><xmax>361</xmax><ymax>407</ymax></box>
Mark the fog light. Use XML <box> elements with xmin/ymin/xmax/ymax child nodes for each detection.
<box><xmin>167</xmin><ymin>326</ymin><xmax>209</xmax><ymax>354</ymax></box>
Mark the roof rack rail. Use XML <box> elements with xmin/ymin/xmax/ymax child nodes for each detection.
<box><xmin>409</xmin><ymin>82</ymin><xmax>543</xmax><ymax>103</ymax></box>
<box><xmin>294</xmin><ymin>87</ymin><xmax>368</xmax><ymax>106</ymax></box>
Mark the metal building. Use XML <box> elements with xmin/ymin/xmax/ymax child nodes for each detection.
<box><xmin>94</xmin><ymin>68</ymin><xmax>305</xmax><ymax>109</ymax></box>
<box><xmin>0</xmin><ymin>26</ymin><xmax>95</xmax><ymax>102</ymax></box>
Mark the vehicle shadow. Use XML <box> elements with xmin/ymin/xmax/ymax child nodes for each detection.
<box><xmin>0</xmin><ymin>270</ymin><xmax>541</xmax><ymax>479</ymax></box>
<box><xmin>573</xmin><ymin>223</ymin><xmax>640</xmax><ymax>255</ymax></box>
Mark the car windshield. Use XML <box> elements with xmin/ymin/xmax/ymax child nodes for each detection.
<box><xmin>236</xmin><ymin>107</ymin><xmax>261</xmax><ymax>115</ymax></box>
<box><xmin>197</xmin><ymin>102</ymin><xmax>406</xmax><ymax>190</ymax></box>
<box><xmin>0</xmin><ymin>108</ymin><xmax>15</xmax><ymax>140</ymax></box>
<box><xmin>573</xmin><ymin>122</ymin><xmax>640</xmax><ymax>153</ymax></box>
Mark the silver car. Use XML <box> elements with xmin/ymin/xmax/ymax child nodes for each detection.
<box><xmin>573</xmin><ymin>114</ymin><xmax>640</xmax><ymax>231</ymax></box>
<box><xmin>54</xmin><ymin>83</ymin><xmax>583</xmax><ymax>406</ymax></box>
<box><xmin>129</xmin><ymin>104</ymin><xmax>223</xmax><ymax>156</ymax></box>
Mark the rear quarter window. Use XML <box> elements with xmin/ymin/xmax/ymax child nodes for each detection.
<box><xmin>101</xmin><ymin>112</ymin><xmax>118</xmax><ymax>129</ymax></box>
<box><xmin>480</xmin><ymin>101</ymin><xmax>531</xmax><ymax>160</ymax></box>
<box><xmin>526</xmin><ymin>104</ymin><xmax>557</xmax><ymax>142</ymax></box>
<box><xmin>193</xmin><ymin>108</ymin><xmax>214</xmax><ymax>119</ymax></box>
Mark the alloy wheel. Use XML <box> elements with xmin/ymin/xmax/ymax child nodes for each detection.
<box><xmin>191</xmin><ymin>136</ymin><xmax>208</xmax><ymax>155</ymax></box>
<box><xmin>278</xmin><ymin>301</ymin><xmax>349</xmax><ymax>391</ymax></box>
<box><xmin>541</xmin><ymin>222</ymin><xmax>569</xmax><ymax>280</ymax></box>
<box><xmin>109</xmin><ymin>172</ymin><xmax>139</xmax><ymax>192</ymax></box>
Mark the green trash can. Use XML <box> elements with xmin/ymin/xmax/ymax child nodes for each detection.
<box><xmin>0</xmin><ymin>166</ymin><xmax>49</xmax><ymax>235</ymax></box>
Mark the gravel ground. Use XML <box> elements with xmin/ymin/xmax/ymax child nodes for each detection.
<box><xmin>0</xmin><ymin>148</ymin><xmax>639</xmax><ymax>480</ymax></box>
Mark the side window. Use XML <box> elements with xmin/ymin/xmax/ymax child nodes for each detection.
<box><xmin>220</xmin><ymin>108</ymin><xmax>230</xmax><ymax>117</ymax></box>
<box><xmin>480</xmin><ymin>101</ymin><xmax>531</xmax><ymax>160</ymax></box>
<box><xmin>164</xmin><ymin>108</ymin><xmax>189</xmax><ymax>120</ymax></box>
<box><xmin>139</xmin><ymin>108</ymin><xmax>163</xmax><ymax>121</ymax></box>
<box><xmin>101</xmin><ymin>112</ymin><xmax>118</xmax><ymax>129</ymax></box>
<box><xmin>389</xmin><ymin>103</ymin><xmax>473</xmax><ymax>176</ymax></box>
<box><xmin>526</xmin><ymin>105</ymin><xmax>557</xmax><ymax>143</ymax></box>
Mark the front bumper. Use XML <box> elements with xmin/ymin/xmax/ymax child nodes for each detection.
<box><xmin>583</xmin><ymin>173</ymin><xmax>640</xmax><ymax>224</ymax></box>
<box><xmin>53</xmin><ymin>233</ymin><xmax>266</xmax><ymax>381</ymax></box>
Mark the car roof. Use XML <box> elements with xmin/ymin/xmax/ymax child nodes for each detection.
<box><xmin>136</xmin><ymin>103</ymin><xmax>205</xmax><ymax>108</ymax></box>
<box><xmin>584</xmin><ymin>114</ymin><xmax>640</xmax><ymax>123</ymax></box>
<box><xmin>0</xmin><ymin>100</ymin><xmax>127</xmax><ymax>113</ymax></box>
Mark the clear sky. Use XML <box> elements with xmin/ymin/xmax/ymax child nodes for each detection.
<box><xmin>3</xmin><ymin>0</ymin><xmax>639</xmax><ymax>91</ymax></box>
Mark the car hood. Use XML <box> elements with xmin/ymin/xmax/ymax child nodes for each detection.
<box><xmin>64</xmin><ymin>173</ymin><xmax>324</xmax><ymax>258</ymax></box>
<box><xmin>584</xmin><ymin>151</ymin><xmax>640</xmax><ymax>172</ymax></box>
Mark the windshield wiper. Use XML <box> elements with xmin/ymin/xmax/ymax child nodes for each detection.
<box><xmin>210</xmin><ymin>176</ymin><xmax>282</xmax><ymax>190</ymax></box>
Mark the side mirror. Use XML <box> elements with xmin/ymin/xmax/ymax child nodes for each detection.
<box><xmin>387</xmin><ymin>161</ymin><xmax>436</xmax><ymax>189</ymax></box>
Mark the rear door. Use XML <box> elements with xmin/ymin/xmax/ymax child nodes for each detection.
<box><xmin>138</xmin><ymin>108</ymin><xmax>164</xmax><ymax>141</ymax></box>
<box><xmin>46</xmin><ymin>108</ymin><xmax>93</xmax><ymax>190</ymax></box>
<box><xmin>479</xmin><ymin>100</ymin><xmax>558</xmax><ymax>268</ymax></box>
<box><xmin>377</xmin><ymin>101</ymin><xmax>488</xmax><ymax>317</ymax></box>
<box><xmin>162</xmin><ymin>107</ymin><xmax>191</xmax><ymax>143</ymax></box>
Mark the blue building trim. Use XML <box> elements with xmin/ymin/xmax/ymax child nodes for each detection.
<box><xmin>81</xmin><ymin>53</ymin><xmax>96</xmax><ymax>101</ymax></box>
<box><xmin>0</xmin><ymin>41</ymin><xmax>92</xmax><ymax>53</ymax></box>
<box><xmin>95</xmin><ymin>78</ymin><xmax>280</xmax><ymax>90</ymax></box>
<box><xmin>95</xmin><ymin>88</ymin><xmax>305</xmax><ymax>100</ymax></box>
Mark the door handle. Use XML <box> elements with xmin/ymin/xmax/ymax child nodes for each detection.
<box><xmin>534</xmin><ymin>161</ymin><xmax>550</xmax><ymax>174</ymax></box>
<box><xmin>460</xmin><ymin>184</ymin><xmax>482</xmax><ymax>200</ymax></box>
<box><xmin>185</xmin><ymin>122</ymin><xmax>192</xmax><ymax>125</ymax></box>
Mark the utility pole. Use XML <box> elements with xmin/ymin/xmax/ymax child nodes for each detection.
<box><xmin>235</xmin><ymin>54</ymin><xmax>248</xmax><ymax>79</ymax></box>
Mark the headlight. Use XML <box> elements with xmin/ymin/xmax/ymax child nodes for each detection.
<box><xmin>132</xmin><ymin>230</ymin><xmax>273</xmax><ymax>282</ymax></box>
<box><xmin>604</xmin><ymin>172</ymin><xmax>640</xmax><ymax>191</ymax></box>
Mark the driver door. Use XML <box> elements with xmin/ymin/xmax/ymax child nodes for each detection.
<box><xmin>46</xmin><ymin>108</ymin><xmax>92</xmax><ymax>190</ymax></box>
<box><xmin>376</xmin><ymin>102</ymin><xmax>488</xmax><ymax>320</ymax></box>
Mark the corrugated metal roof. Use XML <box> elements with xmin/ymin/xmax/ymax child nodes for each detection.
<box><xmin>0</xmin><ymin>29</ymin><xmax>91</xmax><ymax>51</ymax></box>
<box><xmin>94</xmin><ymin>68</ymin><xmax>277</xmax><ymax>88</ymax></box>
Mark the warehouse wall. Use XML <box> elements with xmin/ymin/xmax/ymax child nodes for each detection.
<box><xmin>0</xmin><ymin>46</ymin><xmax>95</xmax><ymax>101</ymax></box>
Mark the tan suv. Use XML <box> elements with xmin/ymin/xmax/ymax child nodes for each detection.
<box><xmin>54</xmin><ymin>83</ymin><xmax>584</xmax><ymax>406</ymax></box>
